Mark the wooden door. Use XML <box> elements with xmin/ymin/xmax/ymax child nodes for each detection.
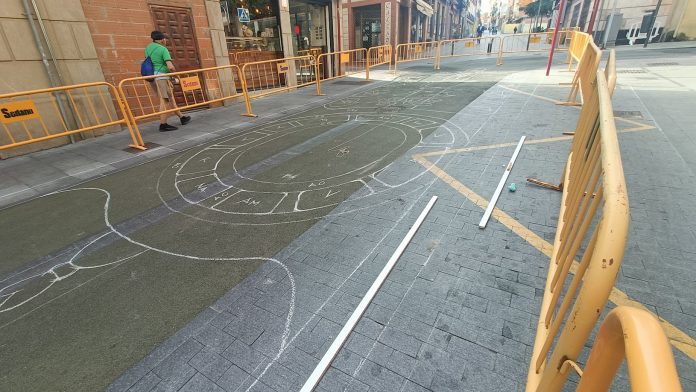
<box><xmin>150</xmin><ymin>5</ymin><xmax>206</xmax><ymax>107</ymax></box>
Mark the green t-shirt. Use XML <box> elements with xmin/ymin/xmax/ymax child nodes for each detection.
<box><xmin>145</xmin><ymin>42</ymin><xmax>172</xmax><ymax>74</ymax></box>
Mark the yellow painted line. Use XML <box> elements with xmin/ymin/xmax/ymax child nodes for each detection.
<box><xmin>413</xmin><ymin>143</ymin><xmax>696</xmax><ymax>362</ymax></box>
<box><xmin>498</xmin><ymin>84</ymin><xmax>656</xmax><ymax>131</ymax></box>
<box><xmin>419</xmin><ymin>126</ymin><xmax>654</xmax><ymax>159</ymax></box>
<box><xmin>500</xmin><ymin>85</ymin><xmax>564</xmax><ymax>105</ymax></box>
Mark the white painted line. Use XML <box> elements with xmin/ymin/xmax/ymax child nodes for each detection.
<box><xmin>299</xmin><ymin>195</ymin><xmax>438</xmax><ymax>392</ymax></box>
<box><xmin>478</xmin><ymin>135</ymin><xmax>525</xmax><ymax>229</ymax></box>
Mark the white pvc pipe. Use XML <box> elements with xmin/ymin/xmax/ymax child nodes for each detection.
<box><xmin>300</xmin><ymin>195</ymin><xmax>438</xmax><ymax>392</ymax></box>
<box><xmin>479</xmin><ymin>136</ymin><xmax>525</xmax><ymax>229</ymax></box>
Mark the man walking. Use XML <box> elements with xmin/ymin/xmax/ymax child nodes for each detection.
<box><xmin>145</xmin><ymin>30</ymin><xmax>191</xmax><ymax>132</ymax></box>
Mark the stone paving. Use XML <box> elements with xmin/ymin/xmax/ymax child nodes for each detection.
<box><xmin>1</xmin><ymin>46</ymin><xmax>695</xmax><ymax>392</ymax></box>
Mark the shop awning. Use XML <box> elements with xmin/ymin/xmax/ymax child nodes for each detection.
<box><xmin>415</xmin><ymin>0</ymin><xmax>433</xmax><ymax>17</ymax></box>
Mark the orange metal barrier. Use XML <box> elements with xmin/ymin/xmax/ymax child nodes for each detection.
<box><xmin>566</xmin><ymin>31</ymin><xmax>591</xmax><ymax>71</ymax></box>
<box><xmin>315</xmin><ymin>49</ymin><xmax>368</xmax><ymax>95</ymax></box>
<box><xmin>496</xmin><ymin>31</ymin><xmax>571</xmax><ymax>65</ymax></box>
<box><xmin>366</xmin><ymin>44</ymin><xmax>393</xmax><ymax>77</ymax></box>
<box><xmin>394</xmin><ymin>41</ymin><xmax>439</xmax><ymax>74</ymax></box>
<box><xmin>118</xmin><ymin>64</ymin><xmax>244</xmax><ymax>131</ymax></box>
<box><xmin>367</xmin><ymin>45</ymin><xmax>392</xmax><ymax>67</ymax></box>
<box><xmin>229</xmin><ymin>50</ymin><xmax>284</xmax><ymax>65</ymax></box>
<box><xmin>438</xmin><ymin>36</ymin><xmax>499</xmax><ymax>69</ymax></box>
<box><xmin>298</xmin><ymin>48</ymin><xmax>323</xmax><ymax>58</ymax></box>
<box><xmin>527</xmin><ymin>48</ymin><xmax>615</xmax><ymax>192</ymax></box>
<box><xmin>562</xmin><ymin>39</ymin><xmax>601</xmax><ymax>106</ymax></box>
<box><xmin>574</xmin><ymin>307</ymin><xmax>682</xmax><ymax>392</ymax></box>
<box><xmin>0</xmin><ymin>82</ymin><xmax>143</xmax><ymax>152</ymax></box>
<box><xmin>240</xmin><ymin>55</ymin><xmax>318</xmax><ymax>116</ymax></box>
<box><xmin>526</xmin><ymin>70</ymin><xmax>631</xmax><ymax>391</ymax></box>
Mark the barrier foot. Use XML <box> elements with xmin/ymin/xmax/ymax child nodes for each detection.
<box><xmin>556</xmin><ymin>101</ymin><xmax>581</xmax><ymax>107</ymax></box>
<box><xmin>527</xmin><ymin>178</ymin><xmax>562</xmax><ymax>192</ymax></box>
<box><xmin>242</xmin><ymin>113</ymin><xmax>258</xmax><ymax>118</ymax></box>
<box><xmin>128</xmin><ymin>144</ymin><xmax>148</xmax><ymax>151</ymax></box>
<box><xmin>316</xmin><ymin>93</ymin><xmax>326</xmax><ymax>96</ymax></box>
<box><xmin>562</xmin><ymin>132</ymin><xmax>575</xmax><ymax>136</ymax></box>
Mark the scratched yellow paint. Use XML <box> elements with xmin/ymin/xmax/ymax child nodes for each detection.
<box><xmin>412</xmin><ymin>133</ymin><xmax>696</xmax><ymax>362</ymax></box>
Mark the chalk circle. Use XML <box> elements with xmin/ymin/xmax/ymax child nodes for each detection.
<box><xmin>157</xmin><ymin>111</ymin><xmax>466</xmax><ymax>225</ymax></box>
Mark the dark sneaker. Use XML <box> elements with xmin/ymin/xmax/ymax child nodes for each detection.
<box><xmin>159</xmin><ymin>123</ymin><xmax>178</xmax><ymax>132</ymax></box>
<box><xmin>180</xmin><ymin>115</ymin><xmax>191</xmax><ymax>125</ymax></box>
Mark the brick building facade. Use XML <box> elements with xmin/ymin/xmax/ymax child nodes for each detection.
<box><xmin>81</xmin><ymin>0</ymin><xmax>230</xmax><ymax>86</ymax></box>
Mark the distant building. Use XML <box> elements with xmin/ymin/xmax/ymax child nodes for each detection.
<box><xmin>562</xmin><ymin>0</ymin><xmax>696</xmax><ymax>45</ymax></box>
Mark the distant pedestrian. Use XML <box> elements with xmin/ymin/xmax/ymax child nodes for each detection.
<box><xmin>514</xmin><ymin>26</ymin><xmax>518</xmax><ymax>34</ymax></box>
<box><xmin>145</xmin><ymin>30</ymin><xmax>191</xmax><ymax>132</ymax></box>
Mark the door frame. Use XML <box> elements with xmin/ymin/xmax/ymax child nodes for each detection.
<box><xmin>148</xmin><ymin>3</ymin><xmax>208</xmax><ymax>107</ymax></box>
<box><xmin>148</xmin><ymin>3</ymin><xmax>204</xmax><ymax>71</ymax></box>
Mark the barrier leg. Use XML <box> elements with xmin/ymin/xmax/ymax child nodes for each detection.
<box><xmin>496</xmin><ymin>39</ymin><xmax>504</xmax><ymax>66</ymax></box>
<box><xmin>435</xmin><ymin>44</ymin><xmax>441</xmax><ymax>70</ymax></box>
<box><xmin>115</xmin><ymin>86</ymin><xmax>147</xmax><ymax>151</ymax></box>
<box><xmin>315</xmin><ymin>61</ymin><xmax>325</xmax><ymax>96</ymax></box>
<box><xmin>240</xmin><ymin>78</ymin><xmax>257</xmax><ymax>118</ymax></box>
<box><xmin>366</xmin><ymin>54</ymin><xmax>371</xmax><ymax>80</ymax></box>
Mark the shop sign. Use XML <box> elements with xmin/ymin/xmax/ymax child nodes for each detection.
<box><xmin>1</xmin><ymin>100</ymin><xmax>40</xmax><ymax>124</ymax></box>
<box><xmin>277</xmin><ymin>62</ymin><xmax>289</xmax><ymax>73</ymax></box>
<box><xmin>340</xmin><ymin>53</ymin><xmax>350</xmax><ymax>63</ymax></box>
<box><xmin>180</xmin><ymin>76</ymin><xmax>202</xmax><ymax>92</ymax></box>
<box><xmin>237</xmin><ymin>8</ymin><xmax>250</xmax><ymax>23</ymax></box>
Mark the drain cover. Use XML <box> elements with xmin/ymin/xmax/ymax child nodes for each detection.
<box><xmin>331</xmin><ymin>80</ymin><xmax>373</xmax><ymax>85</ymax></box>
<box><xmin>613</xmin><ymin>110</ymin><xmax>643</xmax><ymax>119</ymax></box>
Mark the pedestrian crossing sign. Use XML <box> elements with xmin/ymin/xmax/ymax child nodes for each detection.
<box><xmin>237</xmin><ymin>8</ymin><xmax>250</xmax><ymax>23</ymax></box>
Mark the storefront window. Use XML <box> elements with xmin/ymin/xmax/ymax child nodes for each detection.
<box><xmin>353</xmin><ymin>5</ymin><xmax>381</xmax><ymax>49</ymax></box>
<box><xmin>221</xmin><ymin>0</ymin><xmax>282</xmax><ymax>55</ymax></box>
<box><xmin>289</xmin><ymin>1</ymin><xmax>330</xmax><ymax>55</ymax></box>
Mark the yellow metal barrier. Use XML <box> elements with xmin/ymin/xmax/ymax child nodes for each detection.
<box><xmin>298</xmin><ymin>48</ymin><xmax>323</xmax><ymax>58</ymax></box>
<box><xmin>526</xmin><ymin>70</ymin><xmax>630</xmax><ymax>391</ymax></box>
<box><xmin>394</xmin><ymin>41</ymin><xmax>439</xmax><ymax>74</ymax></box>
<box><xmin>574</xmin><ymin>307</ymin><xmax>682</xmax><ymax>392</ymax></box>
<box><xmin>315</xmin><ymin>49</ymin><xmax>368</xmax><ymax>95</ymax></box>
<box><xmin>118</xmin><ymin>64</ymin><xmax>245</xmax><ymax>130</ymax></box>
<box><xmin>562</xmin><ymin>39</ymin><xmax>601</xmax><ymax>106</ymax></box>
<box><xmin>528</xmin><ymin>49</ymin><xmax>616</xmax><ymax>192</ymax></box>
<box><xmin>366</xmin><ymin>44</ymin><xmax>392</xmax><ymax>79</ymax></box>
<box><xmin>0</xmin><ymin>82</ymin><xmax>143</xmax><ymax>152</ymax></box>
<box><xmin>567</xmin><ymin>31</ymin><xmax>591</xmax><ymax>71</ymax></box>
<box><xmin>229</xmin><ymin>50</ymin><xmax>283</xmax><ymax>65</ymax></box>
<box><xmin>438</xmin><ymin>36</ymin><xmax>499</xmax><ymax>69</ymax></box>
<box><xmin>496</xmin><ymin>31</ymin><xmax>571</xmax><ymax>65</ymax></box>
<box><xmin>240</xmin><ymin>55</ymin><xmax>319</xmax><ymax>117</ymax></box>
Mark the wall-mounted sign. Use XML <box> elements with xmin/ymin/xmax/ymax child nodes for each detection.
<box><xmin>1</xmin><ymin>100</ymin><xmax>40</xmax><ymax>124</ymax></box>
<box><xmin>180</xmin><ymin>75</ymin><xmax>202</xmax><ymax>92</ymax></box>
<box><xmin>277</xmin><ymin>62</ymin><xmax>289</xmax><ymax>73</ymax></box>
<box><xmin>237</xmin><ymin>8</ymin><xmax>250</xmax><ymax>23</ymax></box>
